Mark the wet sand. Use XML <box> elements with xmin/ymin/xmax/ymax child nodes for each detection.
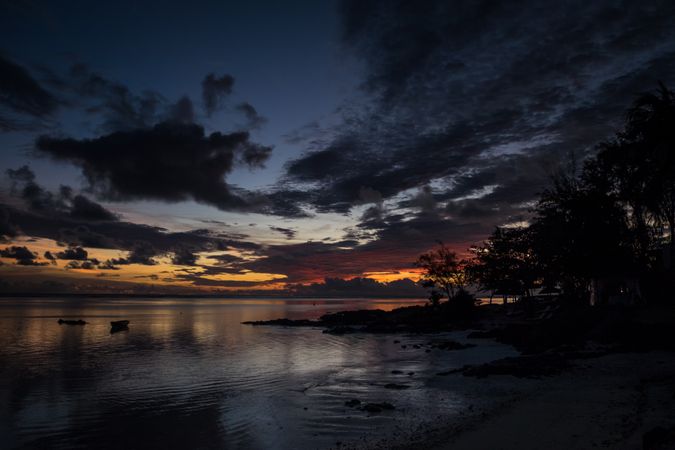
<box><xmin>399</xmin><ymin>351</ymin><xmax>675</xmax><ymax>450</ymax></box>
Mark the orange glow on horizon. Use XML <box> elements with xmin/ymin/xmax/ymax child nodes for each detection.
<box><xmin>363</xmin><ymin>269</ymin><xmax>422</xmax><ymax>283</ymax></box>
<box><xmin>1</xmin><ymin>237</ymin><xmax>425</xmax><ymax>293</ymax></box>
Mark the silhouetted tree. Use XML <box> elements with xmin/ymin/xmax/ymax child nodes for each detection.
<box><xmin>416</xmin><ymin>242</ymin><xmax>466</xmax><ymax>305</ymax></box>
<box><xmin>595</xmin><ymin>82</ymin><xmax>675</xmax><ymax>266</ymax></box>
<box><xmin>530</xmin><ymin>165</ymin><xmax>638</xmax><ymax>302</ymax></box>
<box><xmin>468</xmin><ymin>226</ymin><xmax>540</xmax><ymax>302</ymax></box>
<box><xmin>461</xmin><ymin>83</ymin><xmax>674</xmax><ymax>305</ymax></box>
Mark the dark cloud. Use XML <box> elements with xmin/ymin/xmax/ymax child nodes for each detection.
<box><xmin>202</xmin><ymin>73</ymin><xmax>235</xmax><ymax>116</ymax></box>
<box><xmin>57</xmin><ymin>225</ymin><xmax>116</xmax><ymax>249</ymax></box>
<box><xmin>7</xmin><ymin>165</ymin><xmax>57</xmax><ymax>211</ymax></box>
<box><xmin>96</xmin><ymin>260</ymin><xmax>119</xmax><ymax>270</ymax></box>
<box><xmin>281</xmin><ymin>0</ymin><xmax>675</xmax><ymax>228</ymax></box>
<box><xmin>5</xmin><ymin>63</ymin><xmax>279</xmax><ymax>217</ymax></box>
<box><xmin>171</xmin><ymin>248</ymin><xmax>198</xmax><ymax>266</ymax></box>
<box><xmin>207</xmin><ymin>253</ymin><xmax>245</xmax><ymax>265</ymax></box>
<box><xmin>66</xmin><ymin>63</ymin><xmax>163</xmax><ymax>133</ymax></box>
<box><xmin>35</xmin><ymin>122</ymin><xmax>273</xmax><ymax>212</ymax></box>
<box><xmin>7</xmin><ymin>165</ymin><xmax>35</xmax><ymax>184</ymax></box>
<box><xmin>133</xmin><ymin>274</ymin><xmax>159</xmax><ymax>280</ymax></box>
<box><xmin>263</xmin><ymin>190</ymin><xmax>312</xmax><ymax>218</ymax></box>
<box><xmin>69</xmin><ymin>195</ymin><xmax>118</xmax><ymax>221</ymax></box>
<box><xmin>169</xmin><ymin>96</ymin><xmax>195</xmax><ymax>124</ymax></box>
<box><xmin>108</xmin><ymin>242</ymin><xmax>158</xmax><ymax>266</ymax></box>
<box><xmin>55</xmin><ymin>246</ymin><xmax>88</xmax><ymax>260</ymax></box>
<box><xmin>236</xmin><ymin>102</ymin><xmax>267</xmax><ymax>129</ymax></box>
<box><xmin>7</xmin><ymin>165</ymin><xmax>119</xmax><ymax>222</ymax></box>
<box><xmin>0</xmin><ymin>196</ymin><xmax>261</xmax><ymax>268</ymax></box>
<box><xmin>0</xmin><ymin>206</ymin><xmax>20</xmax><ymax>241</ymax></box>
<box><xmin>170</xmin><ymin>262</ymin><xmax>247</xmax><ymax>286</ymax></box>
<box><xmin>65</xmin><ymin>260</ymin><xmax>99</xmax><ymax>270</ymax></box>
<box><xmin>0</xmin><ymin>245</ymin><xmax>47</xmax><ymax>266</ymax></box>
<box><xmin>269</xmin><ymin>226</ymin><xmax>296</xmax><ymax>240</ymax></box>
<box><xmin>126</xmin><ymin>243</ymin><xmax>158</xmax><ymax>265</ymax></box>
<box><xmin>0</xmin><ymin>54</ymin><xmax>57</xmax><ymax>130</ymax></box>
<box><xmin>407</xmin><ymin>185</ymin><xmax>438</xmax><ymax>216</ymax></box>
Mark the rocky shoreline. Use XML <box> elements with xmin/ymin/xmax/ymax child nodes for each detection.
<box><xmin>244</xmin><ymin>301</ymin><xmax>675</xmax><ymax>365</ymax></box>
<box><xmin>243</xmin><ymin>304</ymin><xmax>476</xmax><ymax>334</ymax></box>
<box><xmin>245</xmin><ymin>301</ymin><xmax>675</xmax><ymax>449</ymax></box>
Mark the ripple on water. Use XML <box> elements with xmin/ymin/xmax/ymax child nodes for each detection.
<box><xmin>0</xmin><ymin>298</ymin><xmax>516</xmax><ymax>449</ymax></box>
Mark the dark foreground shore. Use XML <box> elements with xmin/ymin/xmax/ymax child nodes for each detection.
<box><xmin>246</xmin><ymin>301</ymin><xmax>675</xmax><ymax>450</ymax></box>
<box><xmin>395</xmin><ymin>351</ymin><xmax>675</xmax><ymax>450</ymax></box>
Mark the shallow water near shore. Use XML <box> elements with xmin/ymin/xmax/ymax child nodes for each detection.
<box><xmin>0</xmin><ymin>297</ymin><xmax>518</xmax><ymax>449</ymax></box>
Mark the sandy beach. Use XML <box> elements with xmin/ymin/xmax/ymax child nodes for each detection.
<box><xmin>405</xmin><ymin>351</ymin><xmax>675</xmax><ymax>450</ymax></box>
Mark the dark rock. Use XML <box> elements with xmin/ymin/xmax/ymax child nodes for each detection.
<box><xmin>241</xmin><ymin>318</ymin><xmax>317</xmax><ymax>327</ymax></box>
<box><xmin>391</xmin><ymin>370</ymin><xmax>404</xmax><ymax>374</ymax></box>
<box><xmin>319</xmin><ymin>309</ymin><xmax>388</xmax><ymax>326</ymax></box>
<box><xmin>241</xmin><ymin>301</ymin><xmax>480</xmax><ymax>335</ymax></box>
<box><xmin>361</xmin><ymin>402</ymin><xmax>395</xmax><ymax>413</ymax></box>
<box><xmin>344</xmin><ymin>399</ymin><xmax>361</xmax><ymax>407</ymax></box>
<box><xmin>58</xmin><ymin>319</ymin><xmax>86</xmax><ymax>325</ymax></box>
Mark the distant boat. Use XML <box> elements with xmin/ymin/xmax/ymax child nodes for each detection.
<box><xmin>110</xmin><ymin>320</ymin><xmax>130</xmax><ymax>333</ymax></box>
<box><xmin>58</xmin><ymin>319</ymin><xmax>86</xmax><ymax>325</ymax></box>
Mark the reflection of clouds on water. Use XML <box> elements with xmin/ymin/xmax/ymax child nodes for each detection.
<box><xmin>0</xmin><ymin>298</ymin><xmax>515</xmax><ymax>449</ymax></box>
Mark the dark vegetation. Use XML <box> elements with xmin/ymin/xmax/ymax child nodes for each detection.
<box><xmin>468</xmin><ymin>82</ymin><xmax>675</xmax><ymax>306</ymax></box>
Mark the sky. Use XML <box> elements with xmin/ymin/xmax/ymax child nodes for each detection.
<box><xmin>1</xmin><ymin>0</ymin><xmax>675</xmax><ymax>296</ymax></box>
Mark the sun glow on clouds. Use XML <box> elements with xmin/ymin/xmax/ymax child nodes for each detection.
<box><xmin>2</xmin><ymin>234</ymin><xmax>424</xmax><ymax>293</ymax></box>
<box><xmin>199</xmin><ymin>271</ymin><xmax>287</xmax><ymax>283</ymax></box>
<box><xmin>363</xmin><ymin>269</ymin><xmax>422</xmax><ymax>283</ymax></box>
<box><xmin>0</xmin><ymin>237</ymin><xmax>290</xmax><ymax>290</ymax></box>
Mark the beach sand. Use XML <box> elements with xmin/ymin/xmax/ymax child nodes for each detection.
<box><xmin>420</xmin><ymin>351</ymin><xmax>675</xmax><ymax>450</ymax></box>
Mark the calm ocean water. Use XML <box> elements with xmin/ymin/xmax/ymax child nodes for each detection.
<box><xmin>0</xmin><ymin>297</ymin><xmax>517</xmax><ymax>449</ymax></box>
